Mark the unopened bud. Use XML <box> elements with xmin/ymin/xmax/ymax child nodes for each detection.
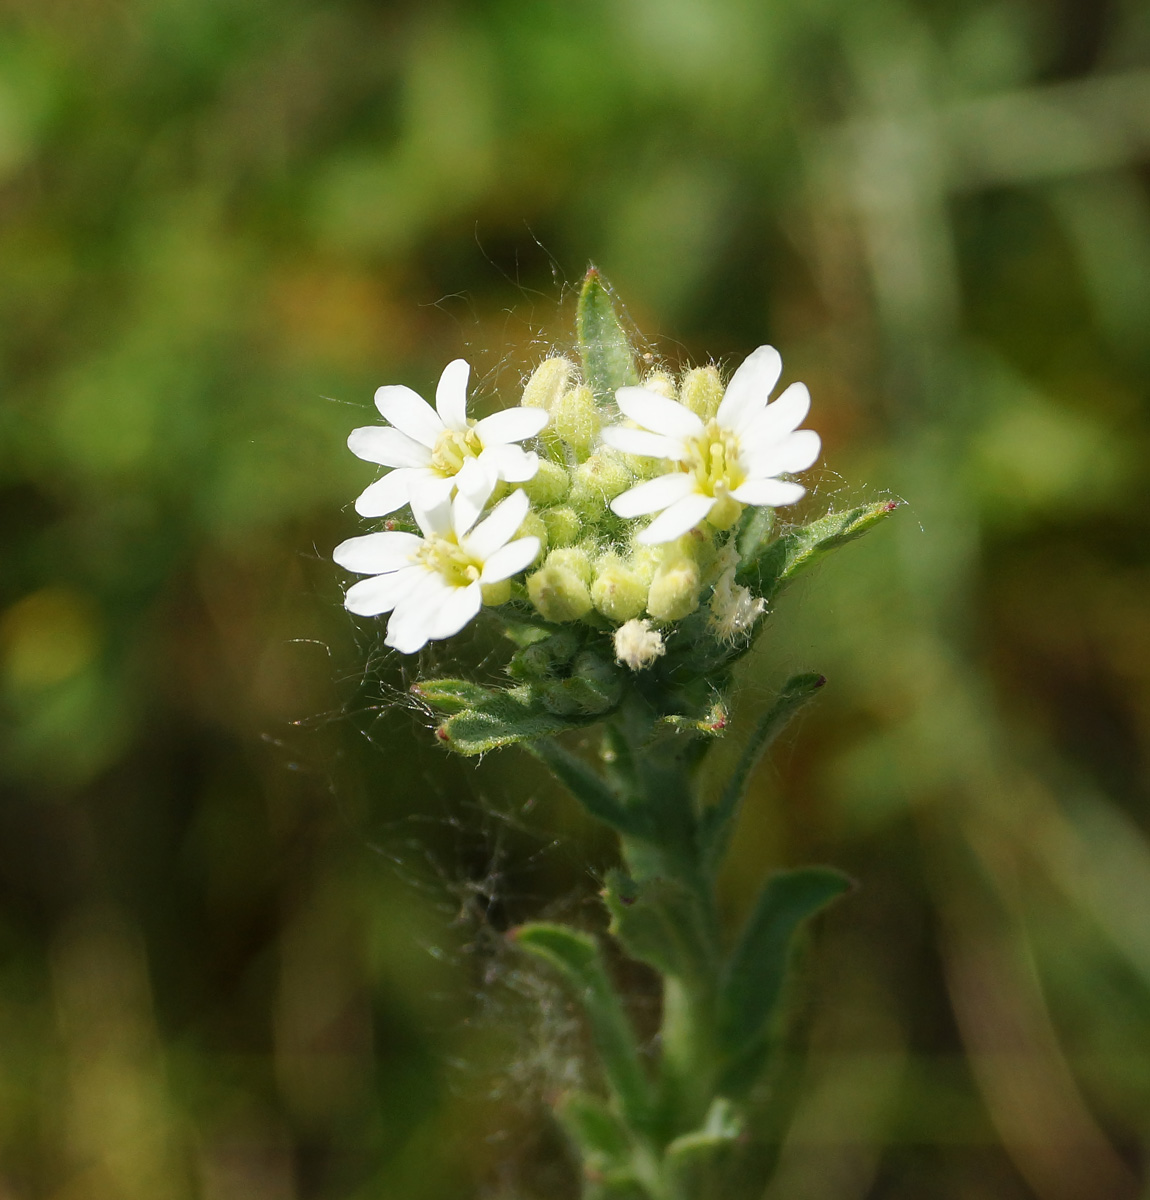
<box><xmin>646</xmin><ymin>547</ymin><xmax>701</xmax><ymax>622</ymax></box>
<box><xmin>522</xmin><ymin>357</ymin><xmax>573</xmax><ymax>413</ymax></box>
<box><xmin>569</xmin><ymin>450</ymin><xmax>634</xmax><ymax>518</ymax></box>
<box><xmin>542</xmin><ymin>506</ymin><xmax>582</xmax><ymax>547</ymax></box>
<box><xmin>516</xmin><ymin>510</ymin><xmax>548</xmax><ymax>562</ymax></box>
<box><xmin>590</xmin><ymin>552</ymin><xmax>649</xmax><ymax>622</ymax></box>
<box><xmin>680</xmin><ymin>365</ymin><xmax>723</xmax><ymax>421</ymax></box>
<box><xmin>553</xmin><ymin>384</ymin><xmax>601</xmax><ymax>458</ymax></box>
<box><xmin>613</xmin><ymin>619</ymin><xmax>665</xmax><ymax>671</ymax></box>
<box><xmin>526</xmin><ymin>548</ymin><xmax>593</xmax><ymax>622</ymax></box>
<box><xmin>641</xmin><ymin>370</ymin><xmax>677</xmax><ymax>400</ymax></box>
<box><xmin>481</xmin><ymin>579</ymin><xmax>511</xmax><ymax>606</ymax></box>
<box><xmin>523</xmin><ymin>458</ymin><xmax>570</xmax><ymax>506</ymax></box>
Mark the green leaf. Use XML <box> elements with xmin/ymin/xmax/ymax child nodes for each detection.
<box><xmin>514</xmin><ymin>923</ymin><xmax>654</xmax><ymax>1132</ymax></box>
<box><xmin>716</xmin><ymin>867</ymin><xmax>851</xmax><ymax>1091</ymax></box>
<box><xmin>603</xmin><ymin>870</ymin><xmax>713</xmax><ymax>982</ymax></box>
<box><xmin>577</xmin><ymin>267</ymin><xmax>638</xmax><ymax>402</ymax></box>
<box><xmin>738</xmin><ymin>499</ymin><xmax>900</xmax><ymax>603</ymax></box>
<box><xmin>435</xmin><ymin>685</ymin><xmax>590</xmax><ymax>755</ymax></box>
<box><xmin>699</xmin><ymin>673</ymin><xmax>826</xmax><ymax>873</ymax></box>
<box><xmin>409</xmin><ymin>678</ymin><xmax>496</xmax><ymax>715</ymax></box>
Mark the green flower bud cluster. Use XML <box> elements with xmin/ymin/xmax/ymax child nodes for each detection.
<box><xmin>517</xmin><ymin>357</ymin><xmax>738</xmax><ymax>635</ymax></box>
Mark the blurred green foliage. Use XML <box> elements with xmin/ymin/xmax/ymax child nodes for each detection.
<box><xmin>1</xmin><ymin>0</ymin><xmax>1149</xmax><ymax>1196</ymax></box>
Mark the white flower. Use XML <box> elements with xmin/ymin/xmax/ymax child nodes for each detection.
<box><xmin>333</xmin><ymin>481</ymin><xmax>540</xmax><ymax>654</ymax></box>
<box><xmin>613</xmin><ymin>618</ymin><xmax>665</xmax><ymax>672</ymax></box>
<box><xmin>602</xmin><ymin>346</ymin><xmax>820</xmax><ymax>545</ymax></box>
<box><xmin>348</xmin><ymin>358</ymin><xmax>549</xmax><ymax>518</ymax></box>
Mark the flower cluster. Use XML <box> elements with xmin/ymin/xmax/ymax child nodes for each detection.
<box><xmin>335</xmin><ymin>347</ymin><xmax>820</xmax><ymax>656</ymax></box>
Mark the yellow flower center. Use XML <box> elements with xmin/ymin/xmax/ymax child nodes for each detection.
<box><xmin>430</xmin><ymin>424</ymin><xmax>484</xmax><ymax>475</ymax></box>
<box><xmin>683</xmin><ymin>421</ymin><xmax>746</xmax><ymax>498</ymax></box>
<box><xmin>419</xmin><ymin>535</ymin><xmax>482</xmax><ymax>588</ymax></box>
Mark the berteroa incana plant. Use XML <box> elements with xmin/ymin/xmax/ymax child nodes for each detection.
<box><xmin>334</xmin><ymin>269</ymin><xmax>897</xmax><ymax>1199</ymax></box>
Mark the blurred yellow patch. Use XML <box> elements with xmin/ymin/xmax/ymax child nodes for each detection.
<box><xmin>0</xmin><ymin>587</ymin><xmax>101</xmax><ymax>693</ymax></box>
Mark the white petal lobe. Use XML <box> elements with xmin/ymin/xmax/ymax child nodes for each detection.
<box><xmin>344</xmin><ymin>567</ymin><xmax>425</xmax><ymax>616</ymax></box>
<box><xmin>373</xmin><ymin>384</ymin><xmax>444</xmax><ymax>448</ymax></box>
<box><xmin>731</xmin><ymin>478</ymin><xmax>806</xmax><ymax>506</ymax></box>
<box><xmin>480</xmin><ymin>536</ymin><xmax>540</xmax><ymax>583</ymax></box>
<box><xmin>716</xmin><ymin>345</ymin><xmax>782</xmax><ymax>431</ymax></box>
<box><xmin>600</xmin><ymin>427</ymin><xmax>686</xmax><ymax>460</ymax></box>
<box><xmin>427</xmin><ymin>582</ymin><xmax>483</xmax><ymax>641</ymax></box>
<box><xmin>354</xmin><ymin>468</ymin><xmax>428</xmax><ymax>517</ymax></box>
<box><xmin>333</xmin><ymin>531</ymin><xmax>422</xmax><ymax>574</ymax></box>
<box><xmin>616</xmin><ymin>388</ymin><xmax>704</xmax><ymax>439</ymax></box>
<box><xmin>741</xmin><ymin>382</ymin><xmax>811</xmax><ymax>446</ymax></box>
<box><xmin>610</xmin><ymin>472</ymin><xmax>697</xmax><ymax>518</ymax></box>
<box><xmin>435</xmin><ymin>359</ymin><xmax>471</xmax><ymax>431</ymax></box>
<box><xmin>743</xmin><ymin>429</ymin><xmax>821</xmax><ymax>478</ymax></box>
<box><xmin>474</xmin><ymin>406</ymin><xmax>549</xmax><ymax>445</ymax></box>
<box><xmin>465</xmin><ymin>489</ymin><xmax>530</xmax><ymax>559</ymax></box>
<box><xmin>348</xmin><ymin>426</ymin><xmax>432</xmax><ymax>469</ymax></box>
<box><xmin>638</xmin><ymin>493</ymin><xmax>716</xmax><ymax>544</ymax></box>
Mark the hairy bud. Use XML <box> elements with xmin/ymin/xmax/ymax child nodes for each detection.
<box><xmin>523</xmin><ymin>458</ymin><xmax>571</xmax><ymax>506</ymax></box>
<box><xmin>680</xmin><ymin>365</ymin><xmax>723</xmax><ymax>421</ymax></box>
<box><xmin>590</xmin><ymin>552</ymin><xmax>650</xmax><ymax>622</ymax></box>
<box><xmin>542</xmin><ymin>506</ymin><xmax>582</xmax><ymax>547</ymax></box>
<box><xmin>526</xmin><ymin>548</ymin><xmax>594</xmax><ymax>622</ymax></box>
<box><xmin>552</xmin><ymin>384</ymin><xmax>601</xmax><ymax>459</ymax></box>
<box><xmin>646</xmin><ymin>545</ymin><xmax>701</xmax><ymax>622</ymax></box>
<box><xmin>521</xmin><ymin>357</ymin><xmax>573</xmax><ymax>413</ymax></box>
<box><xmin>569</xmin><ymin>450</ymin><xmax>634</xmax><ymax>518</ymax></box>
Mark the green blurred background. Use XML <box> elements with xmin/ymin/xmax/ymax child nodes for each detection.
<box><xmin>2</xmin><ymin>0</ymin><xmax>1149</xmax><ymax>1196</ymax></box>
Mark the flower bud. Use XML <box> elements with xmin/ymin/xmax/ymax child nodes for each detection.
<box><xmin>641</xmin><ymin>370</ymin><xmax>677</xmax><ymax>400</ymax></box>
<box><xmin>481</xmin><ymin>579</ymin><xmax>511</xmax><ymax>606</ymax></box>
<box><xmin>516</xmin><ymin>510</ymin><xmax>549</xmax><ymax>562</ymax></box>
<box><xmin>590</xmin><ymin>552</ymin><xmax>649</xmax><ymax>622</ymax></box>
<box><xmin>521</xmin><ymin>356</ymin><xmax>573</xmax><ymax>413</ymax></box>
<box><xmin>569</xmin><ymin>450</ymin><xmax>634</xmax><ymax>518</ymax></box>
<box><xmin>680</xmin><ymin>365</ymin><xmax>723</xmax><ymax>421</ymax></box>
<box><xmin>522</xmin><ymin>458</ymin><xmax>570</xmax><ymax>506</ymax></box>
<box><xmin>552</xmin><ymin>384</ymin><xmax>601</xmax><ymax>459</ymax></box>
<box><xmin>542</xmin><ymin>506</ymin><xmax>582</xmax><ymax>547</ymax></box>
<box><xmin>526</xmin><ymin>547</ymin><xmax>593</xmax><ymax>622</ymax></box>
<box><xmin>613</xmin><ymin>618</ymin><xmax>665</xmax><ymax>671</ymax></box>
<box><xmin>646</xmin><ymin>546</ymin><xmax>701</xmax><ymax>622</ymax></box>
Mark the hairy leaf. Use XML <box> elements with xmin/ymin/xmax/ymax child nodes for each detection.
<box><xmin>577</xmin><ymin>267</ymin><xmax>638</xmax><ymax>402</ymax></box>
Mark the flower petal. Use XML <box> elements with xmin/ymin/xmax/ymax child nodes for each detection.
<box><xmin>464</xmin><ymin>488</ymin><xmax>530</xmax><ymax>559</ymax></box>
<box><xmin>610</xmin><ymin>472</ymin><xmax>697</xmax><ymax>518</ymax></box>
<box><xmin>479</xmin><ymin>443</ymin><xmax>539</xmax><ymax>483</ymax></box>
<box><xmin>740</xmin><ymin>382</ymin><xmax>811</xmax><ymax>448</ymax></box>
<box><xmin>344</xmin><ymin>566</ymin><xmax>426</xmax><ymax>616</ymax></box>
<box><xmin>474</xmin><ymin>406</ymin><xmax>549</xmax><ymax>445</ymax></box>
<box><xmin>411</xmin><ymin>486</ymin><xmax>455</xmax><ymax>538</ymax></box>
<box><xmin>348</xmin><ymin>425</ymin><xmax>432</xmax><ymax>469</ymax></box>
<box><xmin>637</xmin><ymin>492</ymin><xmax>716</xmax><ymax>544</ymax></box>
<box><xmin>601</xmin><ymin>427</ymin><xmax>686</xmax><ymax>460</ymax></box>
<box><xmin>715</xmin><ymin>345</ymin><xmax>782</xmax><ymax>432</ymax></box>
<box><xmin>742</xmin><ymin>429</ymin><xmax>821</xmax><ymax>478</ymax></box>
<box><xmin>354</xmin><ymin>467</ymin><xmax>431</xmax><ymax>518</ymax></box>
<box><xmin>616</xmin><ymin>387</ymin><xmax>704</xmax><ymax>439</ymax></box>
<box><xmin>333</xmin><ymin>530</ymin><xmax>423</xmax><ymax>574</ymax></box>
<box><xmin>385</xmin><ymin>575</ymin><xmax>452</xmax><ymax>651</ymax></box>
<box><xmin>435</xmin><ymin>359</ymin><xmax>471</xmax><ymax>431</ymax></box>
<box><xmin>731</xmin><ymin>477</ymin><xmax>807</xmax><ymax>506</ymax></box>
<box><xmin>480</xmin><ymin>536</ymin><xmax>540</xmax><ymax>583</ymax></box>
<box><xmin>451</xmin><ymin>459</ymin><xmax>497</xmax><ymax>535</ymax></box>
<box><xmin>427</xmin><ymin>581</ymin><xmax>483</xmax><ymax>641</ymax></box>
<box><xmin>374</xmin><ymin>384</ymin><xmax>444</xmax><ymax>448</ymax></box>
